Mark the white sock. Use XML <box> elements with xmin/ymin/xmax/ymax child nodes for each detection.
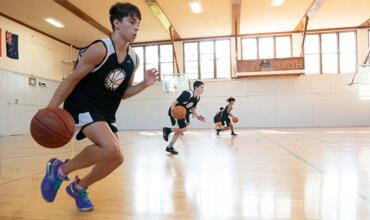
<box><xmin>58</xmin><ymin>167</ymin><xmax>66</xmax><ymax>179</ymax></box>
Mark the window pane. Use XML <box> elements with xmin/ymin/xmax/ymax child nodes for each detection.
<box><xmin>145</xmin><ymin>45</ymin><xmax>158</xmax><ymax>70</ymax></box>
<box><xmin>321</xmin><ymin>33</ymin><xmax>337</xmax><ymax>53</ymax></box>
<box><xmin>160</xmin><ymin>44</ymin><xmax>173</xmax><ymax>62</ymax></box>
<box><xmin>258</xmin><ymin>37</ymin><xmax>274</xmax><ymax>59</ymax></box>
<box><xmin>339</xmin><ymin>32</ymin><xmax>356</xmax><ymax>53</ymax></box>
<box><xmin>216</xmin><ymin>40</ymin><xmax>230</xmax><ymax>78</ymax></box>
<box><xmin>321</xmin><ymin>34</ymin><xmax>338</xmax><ymax>74</ymax></box>
<box><xmin>200</xmin><ymin>59</ymin><xmax>214</xmax><ymax>79</ymax></box>
<box><xmin>368</xmin><ymin>30</ymin><xmax>370</xmax><ymax>64</ymax></box>
<box><xmin>200</xmin><ymin>41</ymin><xmax>214</xmax><ymax>79</ymax></box>
<box><xmin>185</xmin><ymin>61</ymin><xmax>198</xmax><ymax>79</ymax></box>
<box><xmin>133</xmin><ymin>47</ymin><xmax>144</xmax><ymax>83</ymax></box>
<box><xmin>304</xmin><ymin>35</ymin><xmax>320</xmax><ymax>74</ymax></box>
<box><xmin>276</xmin><ymin>36</ymin><xmax>291</xmax><ymax>58</ymax></box>
<box><xmin>184</xmin><ymin>42</ymin><xmax>198</xmax><ymax>61</ymax></box>
<box><xmin>304</xmin><ymin>54</ymin><xmax>320</xmax><ymax>74</ymax></box>
<box><xmin>160</xmin><ymin>44</ymin><xmax>173</xmax><ymax>76</ymax></box>
<box><xmin>322</xmin><ymin>54</ymin><xmax>338</xmax><ymax>73</ymax></box>
<box><xmin>305</xmin><ymin>35</ymin><xmax>320</xmax><ymax>54</ymax></box>
<box><xmin>339</xmin><ymin>32</ymin><xmax>356</xmax><ymax>73</ymax></box>
<box><xmin>200</xmin><ymin>41</ymin><xmax>213</xmax><ymax>53</ymax></box>
<box><xmin>340</xmin><ymin>53</ymin><xmax>356</xmax><ymax>73</ymax></box>
<box><xmin>184</xmin><ymin>42</ymin><xmax>198</xmax><ymax>78</ymax></box>
<box><xmin>242</xmin><ymin>38</ymin><xmax>257</xmax><ymax>60</ymax></box>
<box><xmin>160</xmin><ymin>63</ymin><xmax>173</xmax><ymax>75</ymax></box>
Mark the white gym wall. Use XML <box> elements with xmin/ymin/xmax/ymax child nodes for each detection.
<box><xmin>0</xmin><ymin>14</ymin><xmax>369</xmax><ymax>135</ymax></box>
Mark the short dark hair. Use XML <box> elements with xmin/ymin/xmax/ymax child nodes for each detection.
<box><xmin>227</xmin><ymin>97</ymin><xmax>235</xmax><ymax>103</ymax></box>
<box><xmin>110</xmin><ymin>3</ymin><xmax>141</xmax><ymax>31</ymax></box>
<box><xmin>220</xmin><ymin>107</ymin><xmax>224</xmax><ymax>110</ymax></box>
<box><xmin>193</xmin><ymin>81</ymin><xmax>204</xmax><ymax>89</ymax></box>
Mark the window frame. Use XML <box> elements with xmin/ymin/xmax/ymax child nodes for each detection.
<box><xmin>183</xmin><ymin>38</ymin><xmax>232</xmax><ymax>79</ymax></box>
<box><xmin>159</xmin><ymin>44</ymin><xmax>175</xmax><ymax>76</ymax></box>
<box><xmin>368</xmin><ymin>29</ymin><xmax>370</xmax><ymax>64</ymax></box>
<box><xmin>132</xmin><ymin>43</ymin><xmax>174</xmax><ymax>82</ymax></box>
<box><xmin>304</xmin><ymin>31</ymin><xmax>357</xmax><ymax>74</ymax></box>
<box><xmin>241</xmin><ymin>35</ymin><xmax>293</xmax><ymax>60</ymax></box>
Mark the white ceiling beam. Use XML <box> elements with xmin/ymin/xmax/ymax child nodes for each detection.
<box><xmin>294</xmin><ymin>0</ymin><xmax>325</xmax><ymax>31</ymax></box>
<box><xmin>144</xmin><ymin>0</ymin><xmax>180</xmax><ymax>39</ymax></box>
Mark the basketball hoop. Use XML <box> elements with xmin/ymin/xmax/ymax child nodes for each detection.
<box><xmin>349</xmin><ymin>64</ymin><xmax>370</xmax><ymax>100</ymax></box>
<box><xmin>349</xmin><ymin>47</ymin><xmax>370</xmax><ymax>87</ymax></box>
<box><xmin>162</xmin><ymin>26</ymin><xmax>190</xmax><ymax>93</ymax></box>
<box><xmin>349</xmin><ymin>64</ymin><xmax>370</xmax><ymax>86</ymax></box>
<box><xmin>162</xmin><ymin>73</ymin><xmax>190</xmax><ymax>93</ymax></box>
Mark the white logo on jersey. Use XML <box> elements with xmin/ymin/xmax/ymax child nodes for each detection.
<box><xmin>105</xmin><ymin>68</ymin><xmax>126</xmax><ymax>91</ymax></box>
<box><xmin>186</xmin><ymin>102</ymin><xmax>194</xmax><ymax>108</ymax></box>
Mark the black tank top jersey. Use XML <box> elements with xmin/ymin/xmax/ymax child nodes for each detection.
<box><xmin>222</xmin><ymin>104</ymin><xmax>232</xmax><ymax>119</ymax></box>
<box><xmin>64</xmin><ymin>38</ymin><xmax>137</xmax><ymax>122</ymax></box>
<box><xmin>168</xmin><ymin>90</ymin><xmax>200</xmax><ymax>116</ymax></box>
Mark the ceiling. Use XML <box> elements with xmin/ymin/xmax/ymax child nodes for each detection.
<box><xmin>0</xmin><ymin>0</ymin><xmax>369</xmax><ymax>48</ymax></box>
<box><xmin>308</xmin><ymin>0</ymin><xmax>370</xmax><ymax>29</ymax></box>
<box><xmin>240</xmin><ymin>0</ymin><xmax>313</xmax><ymax>34</ymax></box>
<box><xmin>157</xmin><ymin>0</ymin><xmax>232</xmax><ymax>38</ymax></box>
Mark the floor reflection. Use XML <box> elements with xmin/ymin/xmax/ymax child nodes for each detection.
<box><xmin>1</xmin><ymin>128</ymin><xmax>370</xmax><ymax>219</ymax></box>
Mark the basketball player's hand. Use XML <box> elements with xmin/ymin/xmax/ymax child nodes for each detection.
<box><xmin>144</xmin><ymin>68</ymin><xmax>160</xmax><ymax>86</ymax></box>
<box><xmin>197</xmin><ymin>115</ymin><xmax>205</xmax><ymax>122</ymax></box>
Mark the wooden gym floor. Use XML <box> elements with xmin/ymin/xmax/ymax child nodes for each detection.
<box><xmin>1</xmin><ymin>127</ymin><xmax>370</xmax><ymax>219</ymax></box>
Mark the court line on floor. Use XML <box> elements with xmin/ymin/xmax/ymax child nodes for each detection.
<box><xmin>0</xmin><ymin>151</ymin><xmax>72</xmax><ymax>161</ymax></box>
<box><xmin>0</xmin><ymin>172</ymin><xmax>42</xmax><ymax>186</ymax></box>
<box><xmin>259</xmin><ymin>132</ymin><xmax>324</xmax><ymax>174</ymax></box>
<box><xmin>0</xmin><ymin>137</ymin><xmax>162</xmax><ymax>185</ymax></box>
<box><xmin>296</xmin><ymin>134</ymin><xmax>355</xmax><ymax>150</ymax></box>
<box><xmin>258</xmin><ymin>132</ymin><xmax>370</xmax><ymax>205</ymax></box>
<box><xmin>0</xmin><ymin>136</ymin><xmax>156</xmax><ymax>161</ymax></box>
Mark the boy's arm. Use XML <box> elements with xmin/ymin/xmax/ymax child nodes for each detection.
<box><xmin>48</xmin><ymin>42</ymin><xmax>106</xmax><ymax>108</ymax></box>
<box><xmin>171</xmin><ymin>100</ymin><xmax>179</xmax><ymax>111</ymax></box>
<box><xmin>122</xmin><ymin>56</ymin><xmax>160</xmax><ymax>99</ymax></box>
<box><xmin>191</xmin><ymin>107</ymin><xmax>205</xmax><ymax>122</ymax></box>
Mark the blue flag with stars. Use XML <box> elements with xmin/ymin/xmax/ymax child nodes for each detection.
<box><xmin>6</xmin><ymin>31</ymin><xmax>19</xmax><ymax>59</ymax></box>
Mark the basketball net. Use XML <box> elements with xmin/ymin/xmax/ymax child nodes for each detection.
<box><xmin>163</xmin><ymin>73</ymin><xmax>190</xmax><ymax>93</ymax></box>
<box><xmin>162</xmin><ymin>26</ymin><xmax>190</xmax><ymax>93</ymax></box>
<box><xmin>349</xmin><ymin>47</ymin><xmax>370</xmax><ymax>100</ymax></box>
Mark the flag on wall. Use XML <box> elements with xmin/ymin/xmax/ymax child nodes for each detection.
<box><xmin>6</xmin><ymin>31</ymin><xmax>18</xmax><ymax>59</ymax></box>
<box><xmin>0</xmin><ymin>28</ymin><xmax>2</xmax><ymax>57</ymax></box>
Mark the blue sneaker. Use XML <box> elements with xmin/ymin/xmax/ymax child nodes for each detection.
<box><xmin>66</xmin><ymin>176</ymin><xmax>94</xmax><ymax>211</ymax></box>
<box><xmin>41</xmin><ymin>158</ymin><xmax>69</xmax><ymax>202</ymax></box>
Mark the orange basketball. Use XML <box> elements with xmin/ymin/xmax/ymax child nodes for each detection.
<box><xmin>216</xmin><ymin>123</ymin><xmax>222</xmax><ymax>128</ymax></box>
<box><xmin>232</xmin><ymin>117</ymin><xmax>239</xmax><ymax>123</ymax></box>
<box><xmin>30</xmin><ymin>108</ymin><xmax>75</xmax><ymax>148</ymax></box>
<box><xmin>172</xmin><ymin>105</ymin><xmax>186</xmax><ymax>119</ymax></box>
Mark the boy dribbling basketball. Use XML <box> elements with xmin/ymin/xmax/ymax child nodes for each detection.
<box><xmin>216</xmin><ymin>97</ymin><xmax>238</xmax><ymax>136</ymax></box>
<box><xmin>40</xmin><ymin>3</ymin><xmax>160</xmax><ymax>211</ymax></box>
<box><xmin>213</xmin><ymin>107</ymin><xmax>224</xmax><ymax>130</ymax></box>
<box><xmin>162</xmin><ymin>81</ymin><xmax>205</xmax><ymax>155</ymax></box>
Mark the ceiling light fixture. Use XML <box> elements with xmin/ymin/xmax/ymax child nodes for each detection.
<box><xmin>45</xmin><ymin>18</ymin><xmax>64</xmax><ymax>28</ymax></box>
<box><xmin>189</xmin><ymin>1</ymin><xmax>203</xmax><ymax>14</ymax></box>
<box><xmin>271</xmin><ymin>0</ymin><xmax>284</xmax><ymax>7</ymax></box>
